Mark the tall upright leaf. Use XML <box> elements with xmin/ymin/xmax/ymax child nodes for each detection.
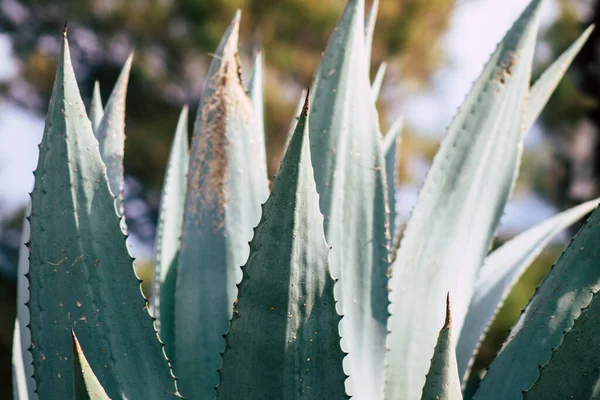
<box><xmin>421</xmin><ymin>295</ymin><xmax>462</xmax><ymax>400</ymax></box>
<box><xmin>385</xmin><ymin>1</ymin><xmax>541</xmax><ymax>398</ymax></box>
<box><xmin>152</xmin><ymin>106</ymin><xmax>189</xmax><ymax>352</ymax></box>
<box><xmin>309</xmin><ymin>0</ymin><xmax>388</xmax><ymax>397</ymax></box>
<box><xmin>457</xmin><ymin>198</ymin><xmax>599</xmax><ymax>380</ymax></box>
<box><xmin>247</xmin><ymin>49</ymin><xmax>267</xmax><ymax>171</ymax></box>
<box><xmin>27</xmin><ymin>31</ymin><xmax>177</xmax><ymax>399</ymax></box>
<box><xmin>473</xmin><ymin>205</ymin><xmax>600</xmax><ymax>399</ymax></box>
<box><xmin>14</xmin><ymin>202</ymin><xmax>36</xmax><ymax>400</ymax></box>
<box><xmin>371</xmin><ymin>61</ymin><xmax>387</xmax><ymax>101</ymax></box>
<box><xmin>218</xmin><ymin>93</ymin><xmax>346</xmax><ymax>400</ymax></box>
<box><xmin>174</xmin><ymin>10</ymin><xmax>269</xmax><ymax>398</ymax></box>
<box><xmin>12</xmin><ymin>320</ymin><xmax>31</xmax><ymax>400</ymax></box>
<box><xmin>523</xmin><ymin>290</ymin><xmax>600</xmax><ymax>399</ymax></box>
<box><xmin>89</xmin><ymin>81</ymin><xmax>103</xmax><ymax>134</ymax></box>
<box><xmin>383</xmin><ymin>116</ymin><xmax>403</xmax><ymax>246</ymax></box>
<box><xmin>525</xmin><ymin>25</ymin><xmax>594</xmax><ymax>130</ymax></box>
<box><xmin>364</xmin><ymin>0</ymin><xmax>379</xmax><ymax>68</ymax></box>
<box><xmin>97</xmin><ymin>53</ymin><xmax>133</xmax><ymax>215</ymax></box>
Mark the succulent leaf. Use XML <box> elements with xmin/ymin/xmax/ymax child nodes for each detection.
<box><xmin>14</xmin><ymin>203</ymin><xmax>36</xmax><ymax>399</ymax></box>
<box><xmin>364</xmin><ymin>0</ymin><xmax>379</xmax><ymax>69</ymax></box>
<box><xmin>385</xmin><ymin>1</ymin><xmax>541</xmax><ymax>398</ymax></box>
<box><xmin>421</xmin><ymin>295</ymin><xmax>463</xmax><ymax>400</ymax></box>
<box><xmin>383</xmin><ymin>116</ymin><xmax>403</xmax><ymax>250</ymax></box>
<box><xmin>174</xmin><ymin>10</ymin><xmax>269</xmax><ymax>397</ymax></box>
<box><xmin>12</xmin><ymin>319</ymin><xmax>30</xmax><ymax>400</ymax></box>
<box><xmin>523</xmin><ymin>289</ymin><xmax>600</xmax><ymax>399</ymax></box>
<box><xmin>474</xmin><ymin>204</ymin><xmax>600</xmax><ymax>399</ymax></box>
<box><xmin>371</xmin><ymin>61</ymin><xmax>387</xmax><ymax>101</ymax></box>
<box><xmin>27</xmin><ymin>33</ymin><xmax>177</xmax><ymax>399</ymax></box>
<box><xmin>152</xmin><ymin>106</ymin><xmax>189</xmax><ymax>350</ymax></box>
<box><xmin>89</xmin><ymin>80</ymin><xmax>103</xmax><ymax>134</ymax></box>
<box><xmin>218</xmin><ymin>93</ymin><xmax>347</xmax><ymax>400</ymax></box>
<box><xmin>247</xmin><ymin>49</ymin><xmax>267</xmax><ymax>169</ymax></box>
<box><xmin>457</xmin><ymin>198</ymin><xmax>599</xmax><ymax>381</ymax></box>
<box><xmin>525</xmin><ymin>25</ymin><xmax>594</xmax><ymax>130</ymax></box>
<box><xmin>309</xmin><ymin>0</ymin><xmax>389</xmax><ymax>396</ymax></box>
<box><xmin>71</xmin><ymin>330</ymin><xmax>110</xmax><ymax>400</ymax></box>
<box><xmin>96</xmin><ymin>53</ymin><xmax>133</xmax><ymax>215</ymax></box>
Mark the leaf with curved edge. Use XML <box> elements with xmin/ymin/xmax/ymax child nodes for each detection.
<box><xmin>218</xmin><ymin>93</ymin><xmax>347</xmax><ymax>400</ymax></box>
<box><xmin>247</xmin><ymin>49</ymin><xmax>267</xmax><ymax>171</ymax></box>
<box><xmin>152</xmin><ymin>106</ymin><xmax>189</xmax><ymax>348</ymax></box>
<box><xmin>421</xmin><ymin>295</ymin><xmax>462</xmax><ymax>400</ymax></box>
<box><xmin>14</xmin><ymin>202</ymin><xmax>36</xmax><ymax>400</ymax></box>
<box><xmin>371</xmin><ymin>61</ymin><xmax>387</xmax><ymax>101</ymax></box>
<box><xmin>159</xmin><ymin>253</ymin><xmax>178</xmax><ymax>366</ymax></box>
<box><xmin>385</xmin><ymin>2</ymin><xmax>541</xmax><ymax>398</ymax></box>
<box><xmin>456</xmin><ymin>198</ymin><xmax>599</xmax><ymax>381</ymax></box>
<box><xmin>525</xmin><ymin>25</ymin><xmax>594</xmax><ymax>130</ymax></box>
<box><xmin>364</xmin><ymin>0</ymin><xmax>379</xmax><ymax>68</ymax></box>
<box><xmin>174</xmin><ymin>10</ymin><xmax>269</xmax><ymax>398</ymax></box>
<box><xmin>383</xmin><ymin>116</ymin><xmax>403</xmax><ymax>249</ymax></box>
<box><xmin>28</xmin><ymin>31</ymin><xmax>177</xmax><ymax>399</ymax></box>
<box><xmin>89</xmin><ymin>80</ymin><xmax>103</xmax><ymax>134</ymax></box>
<box><xmin>523</xmin><ymin>289</ymin><xmax>600</xmax><ymax>400</ymax></box>
<box><xmin>309</xmin><ymin>0</ymin><xmax>388</xmax><ymax>397</ymax></box>
<box><xmin>72</xmin><ymin>330</ymin><xmax>110</xmax><ymax>400</ymax></box>
<box><xmin>97</xmin><ymin>53</ymin><xmax>133</xmax><ymax>215</ymax></box>
<box><xmin>474</xmin><ymin>204</ymin><xmax>600</xmax><ymax>399</ymax></box>
<box><xmin>12</xmin><ymin>319</ymin><xmax>30</xmax><ymax>400</ymax></box>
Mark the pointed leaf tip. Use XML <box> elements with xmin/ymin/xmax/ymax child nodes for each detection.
<box><xmin>444</xmin><ymin>293</ymin><xmax>452</xmax><ymax>331</ymax></box>
<box><xmin>233</xmin><ymin>8</ymin><xmax>242</xmax><ymax>24</ymax></box>
<box><xmin>63</xmin><ymin>22</ymin><xmax>68</xmax><ymax>39</ymax></box>
<box><xmin>301</xmin><ymin>88</ymin><xmax>310</xmax><ymax>116</ymax></box>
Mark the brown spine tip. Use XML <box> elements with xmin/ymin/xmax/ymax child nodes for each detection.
<box><xmin>443</xmin><ymin>292</ymin><xmax>452</xmax><ymax>330</ymax></box>
<box><xmin>301</xmin><ymin>87</ymin><xmax>310</xmax><ymax>116</ymax></box>
<box><xmin>71</xmin><ymin>328</ymin><xmax>81</xmax><ymax>355</ymax></box>
<box><xmin>63</xmin><ymin>22</ymin><xmax>68</xmax><ymax>39</ymax></box>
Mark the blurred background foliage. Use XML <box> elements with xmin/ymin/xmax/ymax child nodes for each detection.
<box><xmin>0</xmin><ymin>0</ymin><xmax>598</xmax><ymax>397</ymax></box>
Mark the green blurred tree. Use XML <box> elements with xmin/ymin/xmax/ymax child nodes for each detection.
<box><xmin>0</xmin><ymin>0</ymin><xmax>455</xmax><ymax>181</ymax></box>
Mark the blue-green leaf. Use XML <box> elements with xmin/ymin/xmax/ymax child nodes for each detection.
<box><xmin>371</xmin><ymin>61</ymin><xmax>387</xmax><ymax>101</ymax></box>
<box><xmin>218</xmin><ymin>93</ymin><xmax>347</xmax><ymax>400</ymax></box>
<box><xmin>383</xmin><ymin>116</ymin><xmax>403</xmax><ymax>247</ymax></box>
<box><xmin>525</xmin><ymin>25</ymin><xmax>594</xmax><ymax>130</ymax></box>
<box><xmin>474</xmin><ymin>204</ymin><xmax>600</xmax><ymax>399</ymax></box>
<box><xmin>309</xmin><ymin>0</ymin><xmax>388</xmax><ymax>397</ymax></box>
<box><xmin>421</xmin><ymin>295</ymin><xmax>462</xmax><ymax>400</ymax></box>
<box><xmin>523</xmin><ymin>289</ymin><xmax>600</xmax><ymax>399</ymax></box>
<box><xmin>14</xmin><ymin>205</ymin><xmax>35</xmax><ymax>400</ymax></box>
<box><xmin>28</xmin><ymin>31</ymin><xmax>177</xmax><ymax>399</ymax></box>
<box><xmin>385</xmin><ymin>1</ymin><xmax>541</xmax><ymax>398</ymax></box>
<box><xmin>89</xmin><ymin>80</ymin><xmax>103</xmax><ymax>134</ymax></box>
<box><xmin>71</xmin><ymin>330</ymin><xmax>110</xmax><ymax>400</ymax></box>
<box><xmin>12</xmin><ymin>319</ymin><xmax>31</xmax><ymax>400</ymax></box>
<box><xmin>364</xmin><ymin>0</ymin><xmax>379</xmax><ymax>68</ymax></box>
<box><xmin>97</xmin><ymin>53</ymin><xmax>133</xmax><ymax>215</ymax></box>
<box><xmin>152</xmin><ymin>106</ymin><xmax>189</xmax><ymax>356</ymax></box>
<box><xmin>174</xmin><ymin>10</ymin><xmax>269</xmax><ymax>398</ymax></box>
<box><xmin>457</xmin><ymin>198</ymin><xmax>599</xmax><ymax>381</ymax></box>
<box><xmin>247</xmin><ymin>49</ymin><xmax>267</xmax><ymax>170</ymax></box>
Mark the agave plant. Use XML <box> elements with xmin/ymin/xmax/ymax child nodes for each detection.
<box><xmin>11</xmin><ymin>0</ymin><xmax>600</xmax><ymax>399</ymax></box>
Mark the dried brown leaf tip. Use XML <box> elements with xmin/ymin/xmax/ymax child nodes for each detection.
<box><xmin>301</xmin><ymin>87</ymin><xmax>310</xmax><ymax>117</ymax></box>
<box><xmin>71</xmin><ymin>328</ymin><xmax>82</xmax><ymax>355</ymax></box>
<box><xmin>443</xmin><ymin>292</ymin><xmax>452</xmax><ymax>331</ymax></box>
<box><xmin>63</xmin><ymin>22</ymin><xmax>68</xmax><ymax>39</ymax></box>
